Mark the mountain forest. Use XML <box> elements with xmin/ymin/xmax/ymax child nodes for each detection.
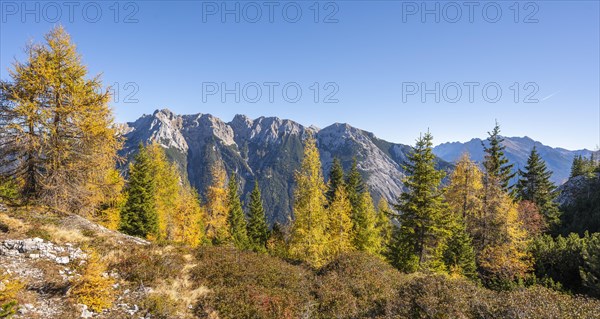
<box><xmin>1</xmin><ymin>27</ymin><xmax>600</xmax><ymax>319</ymax></box>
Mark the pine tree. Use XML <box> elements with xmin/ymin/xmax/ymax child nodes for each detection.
<box><xmin>482</xmin><ymin>121</ymin><xmax>515</xmax><ymax>193</ymax></box>
<box><xmin>516</xmin><ymin>147</ymin><xmax>560</xmax><ymax>228</ymax></box>
<box><xmin>247</xmin><ymin>180</ymin><xmax>270</xmax><ymax>251</ymax></box>
<box><xmin>119</xmin><ymin>144</ymin><xmax>158</xmax><ymax>239</ymax></box>
<box><xmin>288</xmin><ymin>133</ymin><xmax>329</xmax><ymax>267</ymax></box>
<box><xmin>205</xmin><ymin>164</ymin><xmax>230</xmax><ymax>244</ymax></box>
<box><xmin>352</xmin><ymin>191</ymin><xmax>382</xmax><ymax>255</ymax></box>
<box><xmin>389</xmin><ymin>132</ymin><xmax>450</xmax><ymax>272</ymax></box>
<box><xmin>326</xmin><ymin>157</ymin><xmax>345</xmax><ymax>204</ymax></box>
<box><xmin>227</xmin><ymin>173</ymin><xmax>249</xmax><ymax>249</ymax></box>
<box><xmin>0</xmin><ymin>26</ymin><xmax>121</xmax><ymax>213</ymax></box>
<box><xmin>327</xmin><ymin>186</ymin><xmax>354</xmax><ymax>257</ymax></box>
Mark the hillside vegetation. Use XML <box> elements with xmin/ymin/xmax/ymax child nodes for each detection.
<box><xmin>2</xmin><ymin>26</ymin><xmax>600</xmax><ymax>319</ymax></box>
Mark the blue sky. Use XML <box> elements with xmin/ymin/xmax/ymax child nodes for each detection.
<box><xmin>1</xmin><ymin>0</ymin><xmax>599</xmax><ymax>150</ymax></box>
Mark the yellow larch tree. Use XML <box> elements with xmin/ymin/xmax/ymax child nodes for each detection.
<box><xmin>327</xmin><ymin>186</ymin><xmax>354</xmax><ymax>258</ymax></box>
<box><xmin>205</xmin><ymin>163</ymin><xmax>231</xmax><ymax>244</ymax></box>
<box><xmin>288</xmin><ymin>133</ymin><xmax>329</xmax><ymax>267</ymax></box>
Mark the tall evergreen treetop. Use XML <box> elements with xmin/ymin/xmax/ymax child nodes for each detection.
<box><xmin>345</xmin><ymin>157</ymin><xmax>365</xmax><ymax>213</ymax></box>
<box><xmin>516</xmin><ymin>147</ymin><xmax>560</xmax><ymax>227</ymax></box>
<box><xmin>326</xmin><ymin>157</ymin><xmax>345</xmax><ymax>204</ymax></box>
<box><xmin>247</xmin><ymin>180</ymin><xmax>270</xmax><ymax>250</ymax></box>
<box><xmin>227</xmin><ymin>172</ymin><xmax>249</xmax><ymax>249</ymax></box>
<box><xmin>119</xmin><ymin>143</ymin><xmax>158</xmax><ymax>239</ymax></box>
<box><xmin>482</xmin><ymin>121</ymin><xmax>515</xmax><ymax>192</ymax></box>
<box><xmin>390</xmin><ymin>131</ymin><xmax>450</xmax><ymax>272</ymax></box>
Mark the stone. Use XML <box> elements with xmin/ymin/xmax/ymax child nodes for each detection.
<box><xmin>56</xmin><ymin>256</ymin><xmax>70</xmax><ymax>264</ymax></box>
<box><xmin>29</xmin><ymin>253</ymin><xmax>40</xmax><ymax>259</ymax></box>
<box><xmin>80</xmin><ymin>304</ymin><xmax>94</xmax><ymax>318</ymax></box>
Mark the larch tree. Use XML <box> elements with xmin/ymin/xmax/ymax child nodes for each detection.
<box><xmin>479</xmin><ymin>175</ymin><xmax>532</xmax><ymax>285</ymax></box>
<box><xmin>444</xmin><ymin>154</ymin><xmax>484</xmax><ymax>251</ymax></box>
<box><xmin>482</xmin><ymin>121</ymin><xmax>515</xmax><ymax>193</ymax></box>
<box><xmin>205</xmin><ymin>163</ymin><xmax>230</xmax><ymax>244</ymax></box>
<box><xmin>119</xmin><ymin>144</ymin><xmax>158</xmax><ymax>239</ymax></box>
<box><xmin>247</xmin><ymin>180</ymin><xmax>270</xmax><ymax>251</ymax></box>
<box><xmin>375</xmin><ymin>198</ymin><xmax>393</xmax><ymax>253</ymax></box>
<box><xmin>173</xmin><ymin>181</ymin><xmax>205</xmax><ymax>247</ymax></box>
<box><xmin>352</xmin><ymin>191</ymin><xmax>383</xmax><ymax>255</ymax></box>
<box><xmin>516</xmin><ymin>146</ymin><xmax>560</xmax><ymax>228</ymax></box>
<box><xmin>227</xmin><ymin>172</ymin><xmax>249</xmax><ymax>249</ymax></box>
<box><xmin>288</xmin><ymin>133</ymin><xmax>329</xmax><ymax>268</ymax></box>
<box><xmin>0</xmin><ymin>26</ymin><xmax>121</xmax><ymax>213</ymax></box>
<box><xmin>327</xmin><ymin>186</ymin><xmax>354</xmax><ymax>258</ymax></box>
<box><xmin>147</xmin><ymin>143</ymin><xmax>180</xmax><ymax>241</ymax></box>
<box><xmin>389</xmin><ymin>132</ymin><xmax>450</xmax><ymax>273</ymax></box>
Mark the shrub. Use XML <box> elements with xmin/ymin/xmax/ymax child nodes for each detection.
<box><xmin>192</xmin><ymin>246</ymin><xmax>314</xmax><ymax>319</ymax></box>
<box><xmin>143</xmin><ymin>293</ymin><xmax>181</xmax><ymax>319</ymax></box>
<box><xmin>0</xmin><ymin>271</ymin><xmax>23</xmax><ymax>318</ymax></box>
<box><xmin>70</xmin><ymin>251</ymin><xmax>115</xmax><ymax>312</ymax></box>
<box><xmin>314</xmin><ymin>252</ymin><xmax>403</xmax><ymax>318</ymax></box>
<box><xmin>25</xmin><ymin>225</ymin><xmax>52</xmax><ymax>241</ymax></box>
<box><xmin>110</xmin><ymin>246</ymin><xmax>186</xmax><ymax>286</ymax></box>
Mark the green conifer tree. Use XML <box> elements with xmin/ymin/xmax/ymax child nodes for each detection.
<box><xmin>119</xmin><ymin>144</ymin><xmax>158</xmax><ymax>238</ymax></box>
<box><xmin>345</xmin><ymin>157</ymin><xmax>365</xmax><ymax>212</ymax></box>
<box><xmin>482</xmin><ymin>121</ymin><xmax>515</xmax><ymax>193</ymax></box>
<box><xmin>389</xmin><ymin>132</ymin><xmax>450</xmax><ymax>272</ymax></box>
<box><xmin>247</xmin><ymin>180</ymin><xmax>270</xmax><ymax>251</ymax></box>
<box><xmin>227</xmin><ymin>173</ymin><xmax>249</xmax><ymax>249</ymax></box>
<box><xmin>516</xmin><ymin>147</ymin><xmax>560</xmax><ymax>228</ymax></box>
<box><xmin>326</xmin><ymin>157</ymin><xmax>345</xmax><ymax>204</ymax></box>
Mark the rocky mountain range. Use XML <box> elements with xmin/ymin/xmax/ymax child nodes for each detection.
<box><xmin>433</xmin><ymin>137</ymin><xmax>593</xmax><ymax>185</ymax></box>
<box><xmin>118</xmin><ymin>109</ymin><xmax>452</xmax><ymax>224</ymax></box>
<box><xmin>119</xmin><ymin>109</ymin><xmax>591</xmax><ymax>224</ymax></box>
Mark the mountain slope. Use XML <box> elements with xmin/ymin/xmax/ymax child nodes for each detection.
<box><xmin>119</xmin><ymin>109</ymin><xmax>446</xmax><ymax>224</ymax></box>
<box><xmin>433</xmin><ymin>136</ymin><xmax>593</xmax><ymax>185</ymax></box>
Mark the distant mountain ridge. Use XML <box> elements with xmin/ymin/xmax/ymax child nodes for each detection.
<box><xmin>119</xmin><ymin>109</ymin><xmax>452</xmax><ymax>224</ymax></box>
<box><xmin>119</xmin><ymin>109</ymin><xmax>589</xmax><ymax>223</ymax></box>
<box><xmin>433</xmin><ymin>136</ymin><xmax>593</xmax><ymax>185</ymax></box>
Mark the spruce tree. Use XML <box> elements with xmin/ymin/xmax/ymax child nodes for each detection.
<box><xmin>516</xmin><ymin>147</ymin><xmax>560</xmax><ymax>228</ymax></box>
<box><xmin>443</xmin><ymin>219</ymin><xmax>477</xmax><ymax>279</ymax></box>
<box><xmin>326</xmin><ymin>157</ymin><xmax>345</xmax><ymax>204</ymax></box>
<box><xmin>570</xmin><ymin>156</ymin><xmax>584</xmax><ymax>178</ymax></box>
<box><xmin>247</xmin><ymin>180</ymin><xmax>270</xmax><ymax>251</ymax></box>
<box><xmin>227</xmin><ymin>173</ymin><xmax>249</xmax><ymax>249</ymax></box>
<box><xmin>482</xmin><ymin>121</ymin><xmax>515</xmax><ymax>193</ymax></box>
<box><xmin>119</xmin><ymin>144</ymin><xmax>158</xmax><ymax>239</ymax></box>
<box><xmin>288</xmin><ymin>133</ymin><xmax>329</xmax><ymax>267</ymax></box>
<box><xmin>345</xmin><ymin>157</ymin><xmax>365</xmax><ymax>211</ymax></box>
<box><xmin>389</xmin><ymin>132</ymin><xmax>450</xmax><ymax>272</ymax></box>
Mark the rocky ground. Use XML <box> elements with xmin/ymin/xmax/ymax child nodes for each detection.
<box><xmin>0</xmin><ymin>203</ymin><xmax>200</xmax><ymax>319</ymax></box>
